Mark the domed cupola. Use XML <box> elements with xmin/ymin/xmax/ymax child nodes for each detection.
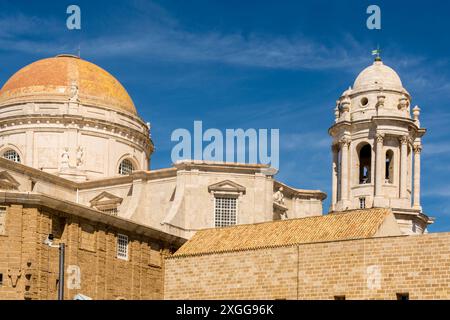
<box><xmin>328</xmin><ymin>55</ymin><xmax>431</xmax><ymax>235</ymax></box>
<box><xmin>335</xmin><ymin>57</ymin><xmax>412</xmax><ymax>123</ymax></box>
<box><xmin>353</xmin><ymin>58</ymin><xmax>403</xmax><ymax>93</ymax></box>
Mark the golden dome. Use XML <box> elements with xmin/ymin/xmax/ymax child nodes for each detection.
<box><xmin>0</xmin><ymin>54</ymin><xmax>137</xmax><ymax>115</ymax></box>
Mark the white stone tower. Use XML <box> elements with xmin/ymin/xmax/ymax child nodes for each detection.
<box><xmin>328</xmin><ymin>56</ymin><xmax>432</xmax><ymax>234</ymax></box>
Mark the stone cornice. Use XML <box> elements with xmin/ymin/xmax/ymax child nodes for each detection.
<box><xmin>342</xmin><ymin>87</ymin><xmax>411</xmax><ymax>99</ymax></box>
<box><xmin>0</xmin><ymin>98</ymin><xmax>145</xmax><ymax>126</ymax></box>
<box><xmin>0</xmin><ymin>157</ymin><xmax>77</xmax><ymax>189</ymax></box>
<box><xmin>0</xmin><ymin>158</ymin><xmax>178</xmax><ymax>190</ymax></box>
<box><xmin>391</xmin><ymin>207</ymin><xmax>433</xmax><ymax>225</ymax></box>
<box><xmin>174</xmin><ymin>160</ymin><xmax>270</xmax><ymax>175</ymax></box>
<box><xmin>1</xmin><ymin>159</ymin><xmax>319</xmax><ymax>200</ymax></box>
<box><xmin>329</xmin><ymin>116</ymin><xmax>423</xmax><ymax>137</ymax></box>
<box><xmin>274</xmin><ymin>180</ymin><xmax>327</xmax><ymax>200</ymax></box>
<box><xmin>0</xmin><ymin>191</ymin><xmax>187</xmax><ymax>246</ymax></box>
<box><xmin>78</xmin><ymin>168</ymin><xmax>178</xmax><ymax>189</ymax></box>
<box><xmin>0</xmin><ymin>113</ymin><xmax>153</xmax><ymax>156</ymax></box>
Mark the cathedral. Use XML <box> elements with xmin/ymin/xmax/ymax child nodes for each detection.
<box><xmin>0</xmin><ymin>54</ymin><xmax>448</xmax><ymax>300</ymax></box>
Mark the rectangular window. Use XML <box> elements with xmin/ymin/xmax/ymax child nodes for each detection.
<box><xmin>100</xmin><ymin>207</ymin><xmax>118</xmax><ymax>216</ymax></box>
<box><xmin>359</xmin><ymin>197</ymin><xmax>366</xmax><ymax>209</ymax></box>
<box><xmin>117</xmin><ymin>234</ymin><xmax>129</xmax><ymax>260</ymax></box>
<box><xmin>214</xmin><ymin>197</ymin><xmax>237</xmax><ymax>228</ymax></box>
<box><xmin>334</xmin><ymin>295</ymin><xmax>346</xmax><ymax>300</ymax></box>
<box><xmin>396</xmin><ymin>293</ymin><xmax>409</xmax><ymax>300</ymax></box>
<box><xmin>0</xmin><ymin>206</ymin><xmax>7</xmax><ymax>235</ymax></box>
<box><xmin>0</xmin><ymin>273</ymin><xmax>3</xmax><ymax>286</ymax></box>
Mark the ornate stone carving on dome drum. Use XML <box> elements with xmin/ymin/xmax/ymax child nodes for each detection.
<box><xmin>61</xmin><ymin>148</ymin><xmax>70</xmax><ymax>169</ymax></box>
<box><xmin>76</xmin><ymin>146</ymin><xmax>84</xmax><ymax>167</ymax></box>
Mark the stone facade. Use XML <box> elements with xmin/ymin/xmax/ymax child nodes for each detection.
<box><xmin>0</xmin><ymin>55</ymin><xmax>326</xmax><ymax>242</ymax></box>
<box><xmin>0</xmin><ymin>200</ymin><xmax>185</xmax><ymax>300</ymax></box>
<box><xmin>165</xmin><ymin>232</ymin><xmax>450</xmax><ymax>300</ymax></box>
<box><xmin>0</xmin><ymin>158</ymin><xmax>325</xmax><ymax>240</ymax></box>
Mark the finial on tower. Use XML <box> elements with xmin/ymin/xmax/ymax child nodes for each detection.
<box><xmin>371</xmin><ymin>45</ymin><xmax>382</xmax><ymax>61</ymax></box>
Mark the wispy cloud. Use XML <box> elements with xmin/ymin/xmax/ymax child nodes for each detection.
<box><xmin>423</xmin><ymin>142</ymin><xmax>450</xmax><ymax>156</ymax></box>
<box><xmin>0</xmin><ymin>3</ymin><xmax>367</xmax><ymax>71</ymax></box>
<box><xmin>281</xmin><ymin>132</ymin><xmax>330</xmax><ymax>151</ymax></box>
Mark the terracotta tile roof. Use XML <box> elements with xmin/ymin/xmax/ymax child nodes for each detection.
<box><xmin>174</xmin><ymin>208</ymin><xmax>393</xmax><ymax>257</ymax></box>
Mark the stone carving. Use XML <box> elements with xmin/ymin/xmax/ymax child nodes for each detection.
<box><xmin>398</xmin><ymin>95</ymin><xmax>408</xmax><ymax>111</ymax></box>
<box><xmin>413</xmin><ymin>105</ymin><xmax>421</xmax><ymax>126</ymax></box>
<box><xmin>8</xmin><ymin>269</ymin><xmax>21</xmax><ymax>288</ymax></box>
<box><xmin>273</xmin><ymin>187</ymin><xmax>285</xmax><ymax>205</ymax></box>
<box><xmin>376</xmin><ymin>95</ymin><xmax>385</xmax><ymax>107</ymax></box>
<box><xmin>61</xmin><ymin>148</ymin><xmax>70</xmax><ymax>169</ymax></box>
<box><xmin>375</xmin><ymin>134</ymin><xmax>384</xmax><ymax>144</ymax></box>
<box><xmin>340</xmin><ymin>98</ymin><xmax>350</xmax><ymax>113</ymax></box>
<box><xmin>279</xmin><ymin>211</ymin><xmax>288</xmax><ymax>220</ymax></box>
<box><xmin>334</xmin><ymin>105</ymin><xmax>340</xmax><ymax>122</ymax></box>
<box><xmin>339</xmin><ymin>137</ymin><xmax>351</xmax><ymax>147</ymax></box>
<box><xmin>399</xmin><ymin>136</ymin><xmax>409</xmax><ymax>145</ymax></box>
<box><xmin>413</xmin><ymin>144</ymin><xmax>422</xmax><ymax>154</ymax></box>
<box><xmin>67</xmin><ymin>265</ymin><xmax>81</xmax><ymax>290</ymax></box>
<box><xmin>69</xmin><ymin>81</ymin><xmax>79</xmax><ymax>102</ymax></box>
<box><xmin>76</xmin><ymin>146</ymin><xmax>84</xmax><ymax>167</ymax></box>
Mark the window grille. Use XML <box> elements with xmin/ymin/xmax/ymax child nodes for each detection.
<box><xmin>359</xmin><ymin>197</ymin><xmax>366</xmax><ymax>209</ymax></box>
<box><xmin>214</xmin><ymin>197</ymin><xmax>237</xmax><ymax>228</ymax></box>
<box><xmin>118</xmin><ymin>159</ymin><xmax>134</xmax><ymax>175</ymax></box>
<box><xmin>2</xmin><ymin>149</ymin><xmax>20</xmax><ymax>163</ymax></box>
<box><xmin>100</xmin><ymin>207</ymin><xmax>118</xmax><ymax>216</ymax></box>
<box><xmin>117</xmin><ymin>234</ymin><xmax>129</xmax><ymax>260</ymax></box>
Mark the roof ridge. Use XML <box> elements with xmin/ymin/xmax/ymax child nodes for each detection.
<box><xmin>175</xmin><ymin>208</ymin><xmax>394</xmax><ymax>257</ymax></box>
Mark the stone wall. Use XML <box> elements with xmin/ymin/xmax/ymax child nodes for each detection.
<box><xmin>0</xmin><ymin>204</ymin><xmax>175</xmax><ymax>300</ymax></box>
<box><xmin>165</xmin><ymin>233</ymin><xmax>450</xmax><ymax>300</ymax></box>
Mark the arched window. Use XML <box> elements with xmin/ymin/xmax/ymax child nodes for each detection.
<box><xmin>359</xmin><ymin>144</ymin><xmax>371</xmax><ymax>184</ymax></box>
<box><xmin>2</xmin><ymin>149</ymin><xmax>21</xmax><ymax>163</ymax></box>
<box><xmin>118</xmin><ymin>159</ymin><xmax>134</xmax><ymax>175</ymax></box>
<box><xmin>385</xmin><ymin>150</ymin><xmax>394</xmax><ymax>184</ymax></box>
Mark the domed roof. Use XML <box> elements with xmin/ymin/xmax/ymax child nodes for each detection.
<box><xmin>353</xmin><ymin>59</ymin><xmax>403</xmax><ymax>92</ymax></box>
<box><xmin>0</xmin><ymin>54</ymin><xmax>137</xmax><ymax>115</ymax></box>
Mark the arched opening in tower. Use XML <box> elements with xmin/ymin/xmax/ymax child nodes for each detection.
<box><xmin>385</xmin><ymin>150</ymin><xmax>394</xmax><ymax>184</ymax></box>
<box><xmin>359</xmin><ymin>144</ymin><xmax>372</xmax><ymax>184</ymax></box>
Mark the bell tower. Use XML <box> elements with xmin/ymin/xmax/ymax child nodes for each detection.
<box><xmin>328</xmin><ymin>55</ymin><xmax>433</xmax><ymax>234</ymax></box>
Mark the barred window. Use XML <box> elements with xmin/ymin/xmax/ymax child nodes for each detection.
<box><xmin>2</xmin><ymin>149</ymin><xmax>20</xmax><ymax>163</ymax></box>
<box><xmin>359</xmin><ymin>197</ymin><xmax>366</xmax><ymax>209</ymax></box>
<box><xmin>100</xmin><ymin>207</ymin><xmax>118</xmax><ymax>216</ymax></box>
<box><xmin>118</xmin><ymin>159</ymin><xmax>134</xmax><ymax>175</ymax></box>
<box><xmin>214</xmin><ymin>197</ymin><xmax>237</xmax><ymax>228</ymax></box>
<box><xmin>117</xmin><ymin>234</ymin><xmax>128</xmax><ymax>260</ymax></box>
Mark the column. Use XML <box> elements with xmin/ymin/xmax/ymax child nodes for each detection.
<box><xmin>331</xmin><ymin>144</ymin><xmax>339</xmax><ymax>209</ymax></box>
<box><xmin>339</xmin><ymin>138</ymin><xmax>350</xmax><ymax>202</ymax></box>
<box><xmin>25</xmin><ymin>130</ymin><xmax>34</xmax><ymax>167</ymax></box>
<box><xmin>413</xmin><ymin>144</ymin><xmax>422</xmax><ymax>209</ymax></box>
<box><xmin>399</xmin><ymin>136</ymin><xmax>408</xmax><ymax>199</ymax></box>
<box><xmin>375</xmin><ymin>134</ymin><xmax>384</xmax><ymax>197</ymax></box>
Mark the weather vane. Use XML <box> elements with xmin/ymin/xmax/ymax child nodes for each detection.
<box><xmin>372</xmin><ymin>45</ymin><xmax>381</xmax><ymax>61</ymax></box>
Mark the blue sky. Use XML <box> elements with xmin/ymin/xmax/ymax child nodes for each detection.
<box><xmin>1</xmin><ymin>0</ymin><xmax>450</xmax><ymax>231</ymax></box>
